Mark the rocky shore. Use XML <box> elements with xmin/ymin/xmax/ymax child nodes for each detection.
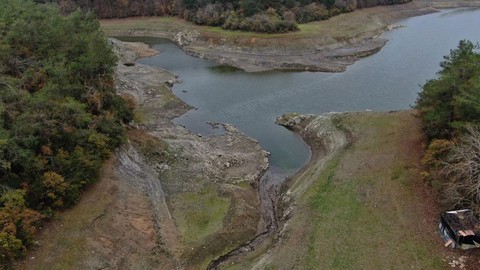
<box><xmin>249</xmin><ymin>111</ymin><xmax>453</xmax><ymax>269</ymax></box>
<box><xmin>102</xmin><ymin>0</ymin><xmax>480</xmax><ymax>72</ymax></box>
<box><xmin>205</xmin><ymin>113</ymin><xmax>351</xmax><ymax>268</ymax></box>
<box><xmin>112</xmin><ymin>39</ymin><xmax>271</xmax><ymax>268</ymax></box>
<box><xmin>276</xmin><ymin>113</ymin><xmax>350</xmax><ymax>197</ymax></box>
<box><xmin>19</xmin><ymin>39</ymin><xmax>269</xmax><ymax>270</ymax></box>
<box><xmin>20</xmin><ymin>1</ymin><xmax>480</xmax><ymax>267</ymax></box>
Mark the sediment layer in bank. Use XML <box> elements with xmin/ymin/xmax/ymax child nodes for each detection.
<box><xmin>19</xmin><ymin>39</ymin><xmax>269</xmax><ymax>270</ymax></box>
<box><xmin>101</xmin><ymin>0</ymin><xmax>480</xmax><ymax>72</ymax></box>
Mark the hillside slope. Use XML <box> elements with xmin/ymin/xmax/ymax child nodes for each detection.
<box><xmin>226</xmin><ymin>111</ymin><xmax>477</xmax><ymax>269</ymax></box>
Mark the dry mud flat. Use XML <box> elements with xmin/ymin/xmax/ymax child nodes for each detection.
<box><xmin>102</xmin><ymin>0</ymin><xmax>480</xmax><ymax>72</ymax></box>
<box><xmin>19</xmin><ymin>40</ymin><xmax>269</xmax><ymax>270</ymax></box>
<box><xmin>113</xmin><ymin>40</ymin><xmax>270</xmax><ymax>269</ymax></box>
<box><xmin>19</xmin><ymin>2</ymin><xmax>480</xmax><ymax>268</ymax></box>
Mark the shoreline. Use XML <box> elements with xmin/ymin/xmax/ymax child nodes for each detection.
<box><xmin>19</xmin><ymin>39</ymin><xmax>270</xmax><ymax>270</ymax></box>
<box><xmin>110</xmin><ymin>39</ymin><xmax>272</xmax><ymax>268</ymax></box>
<box><xmin>101</xmin><ymin>0</ymin><xmax>480</xmax><ymax>72</ymax></box>
<box><xmin>99</xmin><ymin>4</ymin><xmax>480</xmax><ymax>266</ymax></box>
<box><xmin>276</xmin><ymin>113</ymin><xmax>350</xmax><ymax>196</ymax></box>
<box><xmin>207</xmin><ymin>112</ymin><xmax>352</xmax><ymax>268</ymax></box>
<box><xmin>247</xmin><ymin>110</ymin><xmax>454</xmax><ymax>269</ymax></box>
<box><xmin>19</xmin><ymin>3</ymin><xmax>480</xmax><ymax>268</ymax></box>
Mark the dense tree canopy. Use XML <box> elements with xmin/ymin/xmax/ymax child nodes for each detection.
<box><xmin>55</xmin><ymin>0</ymin><xmax>411</xmax><ymax>33</ymax></box>
<box><xmin>416</xmin><ymin>40</ymin><xmax>480</xmax><ymax>211</ymax></box>
<box><xmin>416</xmin><ymin>40</ymin><xmax>480</xmax><ymax>140</ymax></box>
<box><xmin>0</xmin><ymin>0</ymin><xmax>131</xmax><ymax>265</ymax></box>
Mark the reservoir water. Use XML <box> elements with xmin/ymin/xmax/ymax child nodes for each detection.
<box><xmin>124</xmin><ymin>8</ymin><xmax>480</xmax><ymax>176</ymax></box>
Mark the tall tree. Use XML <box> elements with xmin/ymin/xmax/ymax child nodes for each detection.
<box><xmin>0</xmin><ymin>1</ymin><xmax>132</xmax><ymax>265</ymax></box>
<box><xmin>416</xmin><ymin>40</ymin><xmax>480</xmax><ymax>139</ymax></box>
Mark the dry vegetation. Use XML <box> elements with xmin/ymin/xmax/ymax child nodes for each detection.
<box><xmin>245</xmin><ymin>111</ymin><xmax>466</xmax><ymax>269</ymax></box>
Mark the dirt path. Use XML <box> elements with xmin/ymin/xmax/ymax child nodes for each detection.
<box><xmin>101</xmin><ymin>0</ymin><xmax>480</xmax><ymax>72</ymax></box>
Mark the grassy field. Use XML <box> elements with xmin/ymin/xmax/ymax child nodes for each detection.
<box><xmin>17</xmin><ymin>111</ymin><xmax>469</xmax><ymax>270</ymax></box>
<box><xmin>100</xmin><ymin>1</ymin><xmax>480</xmax><ymax>52</ymax></box>
<box><xmin>254</xmin><ymin>111</ymin><xmax>452</xmax><ymax>269</ymax></box>
<box><xmin>170</xmin><ymin>186</ymin><xmax>230</xmax><ymax>244</ymax></box>
<box><xmin>100</xmin><ymin>7</ymin><xmax>392</xmax><ymax>47</ymax></box>
<box><xmin>101</xmin><ymin>16</ymin><xmax>280</xmax><ymax>38</ymax></box>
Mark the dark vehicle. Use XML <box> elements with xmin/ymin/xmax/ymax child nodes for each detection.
<box><xmin>439</xmin><ymin>209</ymin><xmax>480</xmax><ymax>249</ymax></box>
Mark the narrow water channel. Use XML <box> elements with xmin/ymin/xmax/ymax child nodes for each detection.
<box><xmin>118</xmin><ymin>8</ymin><xmax>480</xmax><ymax>267</ymax></box>
<box><xmin>124</xmin><ymin>8</ymin><xmax>480</xmax><ymax>178</ymax></box>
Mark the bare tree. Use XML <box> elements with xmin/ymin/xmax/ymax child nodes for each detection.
<box><xmin>441</xmin><ymin>127</ymin><xmax>480</xmax><ymax>212</ymax></box>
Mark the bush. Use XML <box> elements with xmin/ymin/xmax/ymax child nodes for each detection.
<box><xmin>292</xmin><ymin>3</ymin><xmax>329</xmax><ymax>23</ymax></box>
<box><xmin>0</xmin><ymin>190</ymin><xmax>42</xmax><ymax>266</ymax></box>
<box><xmin>421</xmin><ymin>139</ymin><xmax>454</xmax><ymax>169</ymax></box>
<box><xmin>416</xmin><ymin>40</ymin><xmax>480</xmax><ymax>140</ymax></box>
<box><xmin>194</xmin><ymin>3</ymin><xmax>226</xmax><ymax>26</ymax></box>
<box><xmin>222</xmin><ymin>11</ymin><xmax>242</xmax><ymax>30</ymax></box>
<box><xmin>416</xmin><ymin>40</ymin><xmax>480</xmax><ymax>212</ymax></box>
<box><xmin>0</xmin><ymin>0</ymin><xmax>131</xmax><ymax>265</ymax></box>
<box><xmin>222</xmin><ymin>10</ymin><xmax>298</xmax><ymax>33</ymax></box>
<box><xmin>441</xmin><ymin>128</ymin><xmax>480</xmax><ymax>212</ymax></box>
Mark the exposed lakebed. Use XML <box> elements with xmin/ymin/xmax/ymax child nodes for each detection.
<box><xmin>120</xmin><ymin>8</ymin><xmax>480</xmax><ymax>178</ymax></box>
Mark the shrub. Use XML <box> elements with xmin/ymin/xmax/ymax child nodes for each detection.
<box><xmin>0</xmin><ymin>1</ymin><xmax>131</xmax><ymax>265</ymax></box>
<box><xmin>194</xmin><ymin>3</ymin><xmax>226</xmax><ymax>26</ymax></box>
<box><xmin>416</xmin><ymin>40</ymin><xmax>480</xmax><ymax>212</ymax></box>
<box><xmin>0</xmin><ymin>190</ymin><xmax>42</xmax><ymax>266</ymax></box>
<box><xmin>293</xmin><ymin>3</ymin><xmax>329</xmax><ymax>23</ymax></box>
<box><xmin>441</xmin><ymin>128</ymin><xmax>480</xmax><ymax>212</ymax></box>
<box><xmin>224</xmin><ymin>11</ymin><xmax>298</xmax><ymax>33</ymax></box>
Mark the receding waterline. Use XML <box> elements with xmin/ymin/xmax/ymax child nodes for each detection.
<box><xmin>123</xmin><ymin>8</ymin><xmax>480</xmax><ymax>176</ymax></box>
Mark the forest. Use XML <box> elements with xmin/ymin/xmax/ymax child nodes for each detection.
<box><xmin>416</xmin><ymin>40</ymin><xmax>480</xmax><ymax>213</ymax></box>
<box><xmin>54</xmin><ymin>0</ymin><xmax>411</xmax><ymax>32</ymax></box>
<box><xmin>0</xmin><ymin>0</ymin><xmax>132</xmax><ymax>265</ymax></box>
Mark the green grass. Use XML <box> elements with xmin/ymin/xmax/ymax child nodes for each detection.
<box><xmin>201</xmin><ymin>26</ymin><xmax>275</xmax><ymax>38</ymax></box>
<box><xmin>266</xmin><ymin>112</ymin><xmax>446</xmax><ymax>270</ymax></box>
<box><xmin>101</xmin><ymin>11</ymin><xmax>386</xmax><ymax>43</ymax></box>
<box><xmin>235</xmin><ymin>181</ymin><xmax>253</xmax><ymax>189</ymax></box>
<box><xmin>390</xmin><ymin>162</ymin><xmax>410</xmax><ymax>186</ymax></box>
<box><xmin>101</xmin><ymin>17</ymin><xmax>177</xmax><ymax>32</ymax></box>
<box><xmin>297</xmin><ymin>24</ymin><xmax>321</xmax><ymax>35</ymax></box>
<box><xmin>171</xmin><ymin>186</ymin><xmax>230</xmax><ymax>244</ymax></box>
<box><xmin>18</xmin><ymin>162</ymin><xmax>119</xmax><ymax>270</ymax></box>
<box><xmin>305</xmin><ymin>153</ymin><xmax>363</xmax><ymax>270</ymax></box>
<box><xmin>307</xmin><ymin>114</ymin><xmax>443</xmax><ymax>269</ymax></box>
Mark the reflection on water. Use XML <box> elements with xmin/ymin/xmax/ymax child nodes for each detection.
<box><xmin>439</xmin><ymin>7</ymin><xmax>480</xmax><ymax>17</ymax></box>
<box><xmin>123</xmin><ymin>8</ymin><xmax>480</xmax><ymax>176</ymax></box>
<box><xmin>209</xmin><ymin>65</ymin><xmax>242</xmax><ymax>73</ymax></box>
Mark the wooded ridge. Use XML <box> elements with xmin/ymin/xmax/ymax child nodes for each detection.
<box><xmin>50</xmin><ymin>0</ymin><xmax>411</xmax><ymax>32</ymax></box>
